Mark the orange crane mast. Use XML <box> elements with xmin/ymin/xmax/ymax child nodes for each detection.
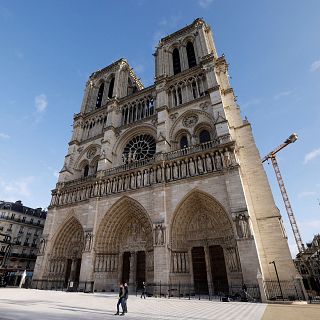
<box><xmin>262</xmin><ymin>133</ymin><xmax>305</xmax><ymax>253</ymax></box>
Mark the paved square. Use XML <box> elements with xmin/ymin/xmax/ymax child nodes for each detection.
<box><xmin>0</xmin><ymin>288</ymin><xmax>266</xmax><ymax>320</ymax></box>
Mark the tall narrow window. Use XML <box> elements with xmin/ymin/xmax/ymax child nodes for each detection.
<box><xmin>186</xmin><ymin>42</ymin><xmax>197</xmax><ymax>68</ymax></box>
<box><xmin>199</xmin><ymin>130</ymin><xmax>211</xmax><ymax>144</ymax></box>
<box><xmin>180</xmin><ymin>136</ymin><xmax>188</xmax><ymax>149</ymax></box>
<box><xmin>83</xmin><ymin>164</ymin><xmax>89</xmax><ymax>177</ymax></box>
<box><xmin>177</xmin><ymin>87</ymin><xmax>182</xmax><ymax>105</ymax></box>
<box><xmin>172</xmin><ymin>48</ymin><xmax>181</xmax><ymax>75</ymax></box>
<box><xmin>96</xmin><ymin>83</ymin><xmax>104</xmax><ymax>108</ymax></box>
<box><xmin>108</xmin><ymin>77</ymin><xmax>115</xmax><ymax>98</ymax></box>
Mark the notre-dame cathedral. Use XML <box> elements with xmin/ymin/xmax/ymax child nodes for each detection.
<box><xmin>33</xmin><ymin>18</ymin><xmax>301</xmax><ymax>299</ymax></box>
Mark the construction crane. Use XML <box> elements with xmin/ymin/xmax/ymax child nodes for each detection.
<box><xmin>262</xmin><ymin>133</ymin><xmax>305</xmax><ymax>253</ymax></box>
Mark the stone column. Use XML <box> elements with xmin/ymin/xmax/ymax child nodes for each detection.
<box><xmin>204</xmin><ymin>246</ymin><xmax>213</xmax><ymax>296</ymax></box>
<box><xmin>129</xmin><ymin>252</ymin><xmax>136</xmax><ymax>287</ymax></box>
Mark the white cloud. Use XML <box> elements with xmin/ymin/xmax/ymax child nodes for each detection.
<box><xmin>274</xmin><ymin>90</ymin><xmax>292</xmax><ymax>100</ymax></box>
<box><xmin>0</xmin><ymin>132</ymin><xmax>9</xmax><ymax>139</ymax></box>
<box><xmin>35</xmin><ymin>94</ymin><xmax>48</xmax><ymax>113</ymax></box>
<box><xmin>0</xmin><ymin>176</ymin><xmax>35</xmax><ymax>199</ymax></box>
<box><xmin>304</xmin><ymin>147</ymin><xmax>320</xmax><ymax>164</ymax></box>
<box><xmin>310</xmin><ymin>59</ymin><xmax>320</xmax><ymax>72</ymax></box>
<box><xmin>198</xmin><ymin>0</ymin><xmax>214</xmax><ymax>8</ymax></box>
<box><xmin>132</xmin><ymin>63</ymin><xmax>145</xmax><ymax>74</ymax></box>
<box><xmin>300</xmin><ymin>219</ymin><xmax>320</xmax><ymax>229</ymax></box>
<box><xmin>298</xmin><ymin>191</ymin><xmax>316</xmax><ymax>199</ymax></box>
<box><xmin>241</xmin><ymin>98</ymin><xmax>261</xmax><ymax>109</ymax></box>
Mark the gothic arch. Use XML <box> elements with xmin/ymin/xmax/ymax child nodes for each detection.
<box><xmin>169</xmin><ymin>109</ymin><xmax>214</xmax><ymax>144</ymax></box>
<box><xmin>73</xmin><ymin>144</ymin><xmax>101</xmax><ymax>172</ymax></box>
<box><xmin>170</xmin><ymin>189</ymin><xmax>235</xmax><ymax>250</ymax></box>
<box><xmin>112</xmin><ymin>125</ymin><xmax>157</xmax><ymax>163</ymax></box>
<box><xmin>50</xmin><ymin>215</ymin><xmax>84</xmax><ymax>258</ymax></box>
<box><xmin>95</xmin><ymin>196</ymin><xmax>153</xmax><ymax>253</ymax></box>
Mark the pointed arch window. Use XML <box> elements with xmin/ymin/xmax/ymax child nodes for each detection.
<box><xmin>180</xmin><ymin>136</ymin><xmax>188</xmax><ymax>149</ymax></box>
<box><xmin>199</xmin><ymin>130</ymin><xmax>211</xmax><ymax>144</ymax></box>
<box><xmin>108</xmin><ymin>77</ymin><xmax>115</xmax><ymax>98</ymax></box>
<box><xmin>96</xmin><ymin>83</ymin><xmax>104</xmax><ymax>108</ymax></box>
<box><xmin>186</xmin><ymin>42</ymin><xmax>197</xmax><ymax>68</ymax></box>
<box><xmin>172</xmin><ymin>48</ymin><xmax>181</xmax><ymax>75</ymax></box>
<box><xmin>83</xmin><ymin>164</ymin><xmax>89</xmax><ymax>177</ymax></box>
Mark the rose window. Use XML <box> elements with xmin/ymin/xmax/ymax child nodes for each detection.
<box><xmin>122</xmin><ymin>134</ymin><xmax>156</xmax><ymax>163</ymax></box>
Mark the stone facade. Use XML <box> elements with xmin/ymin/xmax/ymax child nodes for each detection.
<box><xmin>33</xmin><ymin>18</ymin><xmax>298</xmax><ymax>295</ymax></box>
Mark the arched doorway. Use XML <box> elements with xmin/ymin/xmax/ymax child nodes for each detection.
<box><xmin>47</xmin><ymin>217</ymin><xmax>84</xmax><ymax>288</ymax></box>
<box><xmin>94</xmin><ymin>196</ymin><xmax>153</xmax><ymax>291</ymax></box>
<box><xmin>170</xmin><ymin>190</ymin><xmax>241</xmax><ymax>294</ymax></box>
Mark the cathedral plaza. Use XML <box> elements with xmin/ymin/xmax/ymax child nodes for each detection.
<box><xmin>1</xmin><ymin>1</ymin><xmax>320</xmax><ymax>319</ymax></box>
<box><xmin>0</xmin><ymin>288</ymin><xmax>319</xmax><ymax>320</ymax></box>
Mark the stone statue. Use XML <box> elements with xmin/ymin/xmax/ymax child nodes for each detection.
<box><xmin>181</xmin><ymin>160</ymin><xmax>187</xmax><ymax>178</ymax></box>
<box><xmin>149</xmin><ymin>168</ymin><xmax>154</xmax><ymax>184</ymax></box>
<box><xmin>173</xmin><ymin>162</ymin><xmax>179</xmax><ymax>179</ymax></box>
<box><xmin>143</xmin><ymin>169</ymin><xmax>149</xmax><ymax>186</ymax></box>
<box><xmin>156</xmin><ymin>165</ymin><xmax>162</xmax><ymax>182</ymax></box>
<box><xmin>189</xmin><ymin>158</ymin><xmax>195</xmax><ymax>176</ymax></box>
<box><xmin>224</xmin><ymin>149</ymin><xmax>231</xmax><ymax>167</ymax></box>
<box><xmin>215</xmin><ymin>152</ymin><xmax>222</xmax><ymax>170</ymax></box>
<box><xmin>205</xmin><ymin>154</ymin><xmax>212</xmax><ymax>172</ymax></box>
<box><xmin>197</xmin><ymin>156</ymin><xmax>204</xmax><ymax>174</ymax></box>
<box><xmin>155</xmin><ymin>225</ymin><xmax>164</xmax><ymax>245</ymax></box>
<box><xmin>85</xmin><ymin>232</ymin><xmax>92</xmax><ymax>251</ymax></box>
<box><xmin>237</xmin><ymin>214</ymin><xmax>250</xmax><ymax>238</ymax></box>
<box><xmin>136</xmin><ymin>171</ymin><xmax>142</xmax><ymax>188</ymax></box>
<box><xmin>166</xmin><ymin>164</ymin><xmax>171</xmax><ymax>181</ymax></box>
<box><xmin>130</xmin><ymin>173</ymin><xmax>136</xmax><ymax>189</ymax></box>
<box><xmin>39</xmin><ymin>238</ymin><xmax>46</xmax><ymax>254</ymax></box>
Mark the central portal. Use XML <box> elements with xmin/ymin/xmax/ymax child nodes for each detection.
<box><xmin>192</xmin><ymin>247</ymin><xmax>208</xmax><ymax>294</ymax></box>
<box><xmin>136</xmin><ymin>251</ymin><xmax>146</xmax><ymax>289</ymax></box>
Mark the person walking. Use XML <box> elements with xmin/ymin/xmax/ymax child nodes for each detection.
<box><xmin>140</xmin><ymin>281</ymin><xmax>146</xmax><ymax>299</ymax></box>
<box><xmin>123</xmin><ymin>283</ymin><xmax>128</xmax><ymax>313</ymax></box>
<box><xmin>114</xmin><ymin>284</ymin><xmax>125</xmax><ymax>316</ymax></box>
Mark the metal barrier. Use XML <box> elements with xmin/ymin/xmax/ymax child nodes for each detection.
<box><xmin>134</xmin><ymin>282</ymin><xmax>261</xmax><ymax>302</ymax></box>
<box><xmin>30</xmin><ymin>280</ymin><xmax>94</xmax><ymax>293</ymax></box>
<box><xmin>263</xmin><ymin>279</ymin><xmax>305</xmax><ymax>301</ymax></box>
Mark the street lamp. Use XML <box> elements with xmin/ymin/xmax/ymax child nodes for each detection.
<box><xmin>269</xmin><ymin>260</ymin><xmax>284</xmax><ymax>300</ymax></box>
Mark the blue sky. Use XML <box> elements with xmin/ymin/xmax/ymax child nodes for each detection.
<box><xmin>0</xmin><ymin>0</ymin><xmax>319</xmax><ymax>256</ymax></box>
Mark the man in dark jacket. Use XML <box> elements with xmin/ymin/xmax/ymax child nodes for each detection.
<box><xmin>114</xmin><ymin>284</ymin><xmax>125</xmax><ymax>315</ymax></box>
<box><xmin>123</xmin><ymin>283</ymin><xmax>128</xmax><ymax>313</ymax></box>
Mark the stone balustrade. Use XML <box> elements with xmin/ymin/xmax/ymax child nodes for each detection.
<box><xmin>50</xmin><ymin>136</ymin><xmax>237</xmax><ymax>208</ymax></box>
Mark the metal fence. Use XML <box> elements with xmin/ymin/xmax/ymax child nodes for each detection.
<box><xmin>263</xmin><ymin>280</ymin><xmax>305</xmax><ymax>301</ymax></box>
<box><xmin>29</xmin><ymin>279</ymin><xmax>260</xmax><ymax>302</ymax></box>
<box><xmin>133</xmin><ymin>282</ymin><xmax>261</xmax><ymax>302</ymax></box>
<box><xmin>30</xmin><ymin>279</ymin><xmax>94</xmax><ymax>293</ymax></box>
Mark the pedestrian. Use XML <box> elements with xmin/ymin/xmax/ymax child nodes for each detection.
<box><xmin>123</xmin><ymin>283</ymin><xmax>128</xmax><ymax>313</ymax></box>
<box><xmin>140</xmin><ymin>281</ymin><xmax>146</xmax><ymax>299</ymax></box>
<box><xmin>114</xmin><ymin>283</ymin><xmax>125</xmax><ymax>316</ymax></box>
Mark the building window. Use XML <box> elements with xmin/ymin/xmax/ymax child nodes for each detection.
<box><xmin>83</xmin><ymin>164</ymin><xmax>89</xmax><ymax>177</ymax></box>
<box><xmin>186</xmin><ymin>42</ymin><xmax>197</xmax><ymax>68</ymax></box>
<box><xmin>30</xmin><ymin>218</ymin><xmax>34</xmax><ymax>225</ymax></box>
<box><xmin>180</xmin><ymin>136</ymin><xmax>188</xmax><ymax>149</ymax></box>
<box><xmin>96</xmin><ymin>83</ymin><xmax>104</xmax><ymax>108</ymax></box>
<box><xmin>10</xmin><ymin>213</ymin><xmax>15</xmax><ymax>220</ymax></box>
<box><xmin>108</xmin><ymin>77</ymin><xmax>115</xmax><ymax>98</ymax></box>
<box><xmin>22</xmin><ymin>216</ymin><xmax>26</xmax><ymax>223</ymax></box>
<box><xmin>172</xmin><ymin>48</ymin><xmax>181</xmax><ymax>75</ymax></box>
<box><xmin>199</xmin><ymin>130</ymin><xmax>211</xmax><ymax>144</ymax></box>
<box><xmin>122</xmin><ymin>134</ymin><xmax>156</xmax><ymax>163</ymax></box>
<box><xmin>0</xmin><ymin>246</ymin><xmax>5</xmax><ymax>252</ymax></box>
<box><xmin>7</xmin><ymin>224</ymin><xmax>12</xmax><ymax>231</ymax></box>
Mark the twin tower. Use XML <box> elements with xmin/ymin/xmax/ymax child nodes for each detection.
<box><xmin>33</xmin><ymin>18</ymin><xmax>302</xmax><ymax>300</ymax></box>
